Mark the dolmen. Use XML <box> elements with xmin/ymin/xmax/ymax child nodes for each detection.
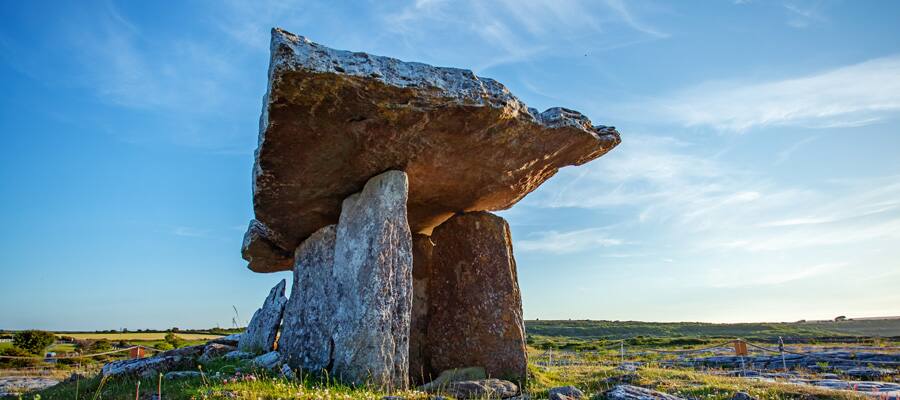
<box><xmin>239</xmin><ymin>28</ymin><xmax>621</xmax><ymax>390</ymax></box>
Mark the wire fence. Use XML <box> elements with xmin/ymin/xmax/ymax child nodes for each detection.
<box><xmin>0</xmin><ymin>345</ymin><xmax>162</xmax><ymax>360</ymax></box>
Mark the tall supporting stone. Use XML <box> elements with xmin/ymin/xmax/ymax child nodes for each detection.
<box><xmin>409</xmin><ymin>233</ymin><xmax>434</xmax><ymax>384</ymax></box>
<box><xmin>332</xmin><ymin>170</ymin><xmax>413</xmax><ymax>390</ymax></box>
<box><xmin>425</xmin><ymin>212</ymin><xmax>527</xmax><ymax>384</ymax></box>
<box><xmin>238</xmin><ymin>279</ymin><xmax>287</xmax><ymax>354</ymax></box>
<box><xmin>278</xmin><ymin>225</ymin><xmax>337</xmax><ymax>371</ymax></box>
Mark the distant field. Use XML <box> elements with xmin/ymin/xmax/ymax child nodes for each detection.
<box><xmin>55</xmin><ymin>332</ymin><xmax>223</xmax><ymax>341</ymax></box>
<box><xmin>525</xmin><ymin>318</ymin><xmax>900</xmax><ymax>339</ymax></box>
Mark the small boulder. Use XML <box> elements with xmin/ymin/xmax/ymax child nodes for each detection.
<box><xmin>164</xmin><ymin>371</ymin><xmax>201</xmax><ymax>380</ymax></box>
<box><xmin>251</xmin><ymin>351</ymin><xmax>282</xmax><ymax>371</ymax></box>
<box><xmin>209</xmin><ymin>333</ymin><xmax>242</xmax><ymax>346</ymax></box>
<box><xmin>223</xmin><ymin>350</ymin><xmax>254</xmax><ymax>360</ymax></box>
<box><xmin>549</xmin><ymin>385</ymin><xmax>584</xmax><ymax>400</ymax></box>
<box><xmin>731</xmin><ymin>392</ymin><xmax>757</xmax><ymax>400</ymax></box>
<box><xmin>606</xmin><ymin>385</ymin><xmax>685</xmax><ymax>400</ymax></box>
<box><xmin>199</xmin><ymin>343</ymin><xmax>237</xmax><ymax>363</ymax></box>
<box><xmin>442</xmin><ymin>379</ymin><xmax>518</xmax><ymax>399</ymax></box>
<box><xmin>419</xmin><ymin>367</ymin><xmax>487</xmax><ymax>392</ymax></box>
<box><xmin>280</xmin><ymin>364</ymin><xmax>296</xmax><ymax>380</ymax></box>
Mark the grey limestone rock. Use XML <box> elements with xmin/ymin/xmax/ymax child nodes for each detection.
<box><xmin>238</xmin><ymin>279</ymin><xmax>287</xmax><ymax>354</ymax></box>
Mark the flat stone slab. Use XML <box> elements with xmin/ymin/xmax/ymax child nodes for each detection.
<box><xmin>243</xmin><ymin>28</ymin><xmax>620</xmax><ymax>272</ymax></box>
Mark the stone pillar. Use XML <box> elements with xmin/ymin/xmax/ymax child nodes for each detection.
<box><xmin>238</xmin><ymin>279</ymin><xmax>287</xmax><ymax>354</ymax></box>
<box><xmin>278</xmin><ymin>225</ymin><xmax>337</xmax><ymax>371</ymax></box>
<box><xmin>409</xmin><ymin>233</ymin><xmax>434</xmax><ymax>384</ymax></box>
<box><xmin>331</xmin><ymin>170</ymin><xmax>413</xmax><ymax>390</ymax></box>
<box><xmin>425</xmin><ymin>211</ymin><xmax>527</xmax><ymax>384</ymax></box>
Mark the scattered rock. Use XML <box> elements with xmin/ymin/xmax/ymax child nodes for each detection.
<box><xmin>242</xmin><ymin>28</ymin><xmax>620</xmax><ymax>272</ymax></box>
<box><xmin>845</xmin><ymin>367</ymin><xmax>892</xmax><ymax>379</ymax></box>
<box><xmin>549</xmin><ymin>385</ymin><xmax>584</xmax><ymax>400</ymax></box>
<box><xmin>238</xmin><ymin>279</ymin><xmax>288</xmax><ymax>354</ymax></box>
<box><xmin>419</xmin><ymin>367</ymin><xmax>487</xmax><ymax>392</ymax></box>
<box><xmin>250</xmin><ymin>351</ymin><xmax>282</xmax><ymax>371</ymax></box>
<box><xmin>209</xmin><ymin>333</ymin><xmax>242</xmax><ymax>346</ymax></box>
<box><xmin>606</xmin><ymin>385</ymin><xmax>685</xmax><ymax>400</ymax></box>
<box><xmin>331</xmin><ymin>170</ymin><xmax>413</xmax><ymax>389</ymax></box>
<box><xmin>278</xmin><ymin>225</ymin><xmax>337</xmax><ymax>371</ymax></box>
<box><xmin>199</xmin><ymin>343</ymin><xmax>236</xmax><ymax>363</ymax></box>
<box><xmin>442</xmin><ymin>379</ymin><xmax>518</xmax><ymax>399</ymax></box>
<box><xmin>223</xmin><ymin>350</ymin><xmax>254</xmax><ymax>360</ymax></box>
<box><xmin>280</xmin><ymin>364</ymin><xmax>296</xmax><ymax>380</ymax></box>
<box><xmin>730</xmin><ymin>392</ymin><xmax>757</xmax><ymax>400</ymax></box>
<box><xmin>164</xmin><ymin>371</ymin><xmax>201</xmax><ymax>380</ymax></box>
<box><xmin>102</xmin><ymin>353</ymin><xmax>194</xmax><ymax>378</ymax></box>
<box><xmin>601</xmin><ymin>374</ymin><xmax>638</xmax><ymax>385</ymax></box>
<box><xmin>424</xmin><ymin>212</ymin><xmax>527</xmax><ymax>384</ymax></box>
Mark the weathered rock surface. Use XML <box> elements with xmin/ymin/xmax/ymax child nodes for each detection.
<box><xmin>199</xmin><ymin>343</ymin><xmax>236</xmax><ymax>363</ymax></box>
<box><xmin>243</xmin><ymin>28</ymin><xmax>620</xmax><ymax>272</ymax></box>
<box><xmin>418</xmin><ymin>367</ymin><xmax>487</xmax><ymax>392</ymax></box>
<box><xmin>606</xmin><ymin>385</ymin><xmax>685</xmax><ymax>400</ymax></box>
<box><xmin>440</xmin><ymin>379</ymin><xmax>518</xmax><ymax>399</ymax></box>
<box><xmin>730</xmin><ymin>392</ymin><xmax>757</xmax><ymax>400</ymax></box>
<box><xmin>251</xmin><ymin>351</ymin><xmax>282</xmax><ymax>370</ymax></box>
<box><xmin>331</xmin><ymin>170</ymin><xmax>413</xmax><ymax>389</ymax></box>
<box><xmin>223</xmin><ymin>350</ymin><xmax>254</xmax><ymax>360</ymax></box>
<box><xmin>164</xmin><ymin>371</ymin><xmax>201</xmax><ymax>380</ymax></box>
<box><xmin>102</xmin><ymin>353</ymin><xmax>193</xmax><ymax>378</ymax></box>
<box><xmin>424</xmin><ymin>212</ymin><xmax>527</xmax><ymax>383</ymax></box>
<box><xmin>209</xmin><ymin>333</ymin><xmax>242</xmax><ymax>346</ymax></box>
<box><xmin>101</xmin><ymin>345</ymin><xmax>204</xmax><ymax>378</ymax></box>
<box><xmin>238</xmin><ymin>279</ymin><xmax>287</xmax><ymax>354</ymax></box>
<box><xmin>409</xmin><ymin>233</ymin><xmax>434</xmax><ymax>383</ymax></box>
<box><xmin>549</xmin><ymin>385</ymin><xmax>585</xmax><ymax>400</ymax></box>
<box><xmin>278</xmin><ymin>224</ymin><xmax>337</xmax><ymax>371</ymax></box>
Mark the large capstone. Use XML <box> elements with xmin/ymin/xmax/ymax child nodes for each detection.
<box><xmin>243</xmin><ymin>28</ymin><xmax>620</xmax><ymax>272</ymax></box>
<box><xmin>238</xmin><ymin>279</ymin><xmax>287</xmax><ymax>354</ymax></box>
<box><xmin>424</xmin><ymin>212</ymin><xmax>527</xmax><ymax>384</ymax></box>
<box><xmin>331</xmin><ymin>170</ymin><xmax>413</xmax><ymax>390</ymax></box>
<box><xmin>278</xmin><ymin>224</ymin><xmax>337</xmax><ymax>371</ymax></box>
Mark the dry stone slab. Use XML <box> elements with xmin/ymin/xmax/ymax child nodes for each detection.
<box><xmin>278</xmin><ymin>224</ymin><xmax>337</xmax><ymax>371</ymax></box>
<box><xmin>424</xmin><ymin>212</ymin><xmax>527</xmax><ymax>384</ymax></box>
<box><xmin>606</xmin><ymin>385</ymin><xmax>685</xmax><ymax>400</ymax></box>
<box><xmin>238</xmin><ymin>279</ymin><xmax>287</xmax><ymax>354</ymax></box>
<box><xmin>441</xmin><ymin>379</ymin><xmax>518</xmax><ymax>399</ymax></box>
<box><xmin>331</xmin><ymin>170</ymin><xmax>413</xmax><ymax>390</ymax></box>
<box><xmin>242</xmin><ymin>28</ymin><xmax>620</xmax><ymax>272</ymax></box>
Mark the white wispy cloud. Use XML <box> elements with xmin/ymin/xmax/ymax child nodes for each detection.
<box><xmin>651</xmin><ymin>56</ymin><xmax>900</xmax><ymax>132</ymax></box>
<box><xmin>706</xmin><ymin>263</ymin><xmax>845</xmax><ymax>288</ymax></box>
<box><xmin>172</xmin><ymin>226</ymin><xmax>209</xmax><ymax>238</ymax></box>
<box><xmin>517</xmin><ymin>228</ymin><xmax>623</xmax><ymax>254</ymax></box>
<box><xmin>380</xmin><ymin>0</ymin><xmax>668</xmax><ymax>72</ymax></box>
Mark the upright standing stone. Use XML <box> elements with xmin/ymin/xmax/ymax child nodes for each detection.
<box><xmin>332</xmin><ymin>170</ymin><xmax>413</xmax><ymax>390</ymax></box>
<box><xmin>278</xmin><ymin>225</ymin><xmax>337</xmax><ymax>371</ymax></box>
<box><xmin>426</xmin><ymin>212</ymin><xmax>527</xmax><ymax>384</ymax></box>
<box><xmin>238</xmin><ymin>279</ymin><xmax>287</xmax><ymax>354</ymax></box>
<box><xmin>409</xmin><ymin>233</ymin><xmax>434</xmax><ymax>384</ymax></box>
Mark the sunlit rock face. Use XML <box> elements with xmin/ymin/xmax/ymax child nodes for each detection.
<box><xmin>422</xmin><ymin>212</ymin><xmax>527</xmax><ymax>385</ymax></box>
<box><xmin>242</xmin><ymin>28</ymin><xmax>620</xmax><ymax>272</ymax></box>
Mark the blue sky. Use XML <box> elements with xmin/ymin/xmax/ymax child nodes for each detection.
<box><xmin>1</xmin><ymin>0</ymin><xmax>899</xmax><ymax>330</ymax></box>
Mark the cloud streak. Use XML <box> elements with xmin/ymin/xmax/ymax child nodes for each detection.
<box><xmin>651</xmin><ymin>56</ymin><xmax>900</xmax><ymax>132</ymax></box>
<box><xmin>517</xmin><ymin>228</ymin><xmax>623</xmax><ymax>254</ymax></box>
